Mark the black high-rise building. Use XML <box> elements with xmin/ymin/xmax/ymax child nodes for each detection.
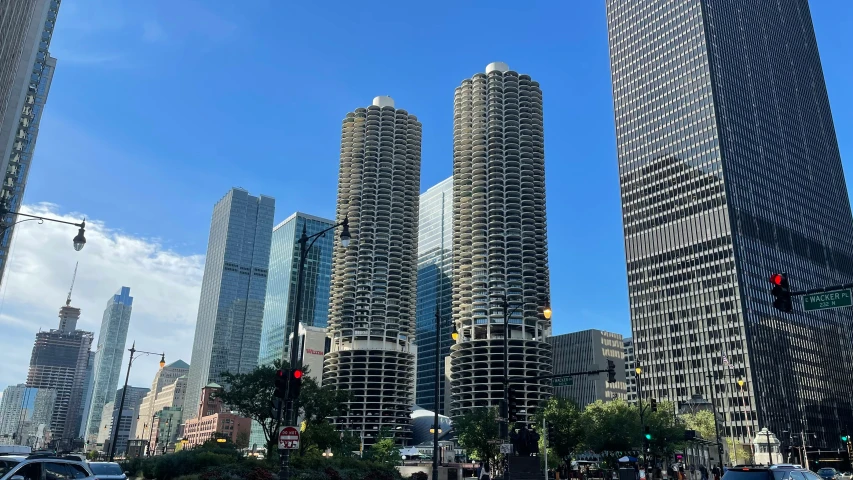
<box><xmin>606</xmin><ymin>0</ymin><xmax>853</xmax><ymax>449</ymax></box>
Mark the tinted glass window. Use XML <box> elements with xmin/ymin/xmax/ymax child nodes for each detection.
<box><xmin>44</xmin><ymin>462</ymin><xmax>71</xmax><ymax>480</ymax></box>
<box><xmin>0</xmin><ymin>460</ymin><xmax>21</xmax><ymax>477</ymax></box>
<box><xmin>66</xmin><ymin>464</ymin><xmax>91</xmax><ymax>479</ymax></box>
<box><xmin>789</xmin><ymin>472</ymin><xmax>807</xmax><ymax>480</ymax></box>
<box><xmin>772</xmin><ymin>471</ymin><xmax>790</xmax><ymax>480</ymax></box>
<box><xmin>805</xmin><ymin>473</ymin><xmax>824</xmax><ymax>480</ymax></box>
<box><xmin>724</xmin><ymin>472</ymin><xmax>773</xmax><ymax>480</ymax></box>
<box><xmin>13</xmin><ymin>463</ymin><xmax>42</xmax><ymax>480</ymax></box>
<box><xmin>90</xmin><ymin>463</ymin><xmax>123</xmax><ymax>475</ymax></box>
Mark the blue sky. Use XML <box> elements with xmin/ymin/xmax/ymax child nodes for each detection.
<box><xmin>22</xmin><ymin>0</ymin><xmax>853</xmax><ymax>343</ymax></box>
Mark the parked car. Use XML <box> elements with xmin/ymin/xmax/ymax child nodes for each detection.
<box><xmin>818</xmin><ymin>468</ymin><xmax>840</xmax><ymax>480</ymax></box>
<box><xmin>0</xmin><ymin>453</ymin><xmax>93</xmax><ymax>480</ymax></box>
<box><xmin>837</xmin><ymin>473</ymin><xmax>853</xmax><ymax>480</ymax></box>
<box><xmin>88</xmin><ymin>462</ymin><xmax>128</xmax><ymax>480</ymax></box>
<box><xmin>722</xmin><ymin>465</ymin><xmax>822</xmax><ymax>480</ymax></box>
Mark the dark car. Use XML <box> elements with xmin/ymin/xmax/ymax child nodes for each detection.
<box><xmin>88</xmin><ymin>462</ymin><xmax>127</xmax><ymax>480</ymax></box>
<box><xmin>818</xmin><ymin>469</ymin><xmax>840</xmax><ymax>480</ymax></box>
<box><xmin>723</xmin><ymin>465</ymin><xmax>822</xmax><ymax>480</ymax></box>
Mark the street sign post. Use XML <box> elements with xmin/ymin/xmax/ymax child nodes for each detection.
<box><xmin>500</xmin><ymin>444</ymin><xmax>513</xmax><ymax>454</ymax></box>
<box><xmin>802</xmin><ymin>289</ymin><xmax>853</xmax><ymax>312</ymax></box>
<box><xmin>552</xmin><ymin>376</ymin><xmax>573</xmax><ymax>387</ymax></box>
<box><xmin>278</xmin><ymin>426</ymin><xmax>300</xmax><ymax>450</ymax></box>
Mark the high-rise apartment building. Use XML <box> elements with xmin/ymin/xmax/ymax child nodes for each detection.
<box><xmin>449</xmin><ymin>63</ymin><xmax>552</xmax><ymax>422</ymax></box>
<box><xmin>623</xmin><ymin>337</ymin><xmax>637</xmax><ymax>404</ymax></box>
<box><xmin>415</xmin><ymin>177</ymin><xmax>453</xmax><ymax>414</ymax></box>
<box><xmin>133</xmin><ymin>360</ymin><xmax>189</xmax><ymax>440</ymax></box>
<box><xmin>185</xmin><ymin>188</ymin><xmax>275</xmax><ymax>421</ymax></box>
<box><xmin>547</xmin><ymin>330</ymin><xmax>627</xmax><ymax>407</ymax></box>
<box><xmin>258</xmin><ymin>212</ymin><xmax>334</xmax><ymax>367</ymax></box>
<box><xmin>0</xmin><ymin>0</ymin><xmax>61</xmax><ymax>284</ymax></box>
<box><xmin>606</xmin><ymin>0</ymin><xmax>853</xmax><ymax>447</ymax></box>
<box><xmin>324</xmin><ymin>96</ymin><xmax>421</xmax><ymax>446</ymax></box>
<box><xmin>84</xmin><ymin>287</ymin><xmax>133</xmax><ymax>443</ymax></box>
<box><xmin>26</xmin><ymin>298</ymin><xmax>93</xmax><ymax>439</ymax></box>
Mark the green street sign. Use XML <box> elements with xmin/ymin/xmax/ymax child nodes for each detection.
<box><xmin>552</xmin><ymin>376</ymin><xmax>573</xmax><ymax>387</ymax></box>
<box><xmin>802</xmin><ymin>289</ymin><xmax>853</xmax><ymax>312</ymax></box>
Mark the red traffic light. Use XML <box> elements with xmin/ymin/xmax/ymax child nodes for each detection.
<box><xmin>276</xmin><ymin>369</ymin><xmax>285</xmax><ymax>378</ymax></box>
<box><xmin>292</xmin><ymin>369</ymin><xmax>303</xmax><ymax>379</ymax></box>
<box><xmin>770</xmin><ymin>274</ymin><xmax>784</xmax><ymax>285</ymax></box>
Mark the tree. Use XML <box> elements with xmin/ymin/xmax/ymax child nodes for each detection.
<box><xmin>365</xmin><ymin>428</ymin><xmax>401</xmax><ymax>467</ymax></box>
<box><xmin>216</xmin><ymin>360</ymin><xmax>285</xmax><ymax>456</ymax></box>
<box><xmin>531</xmin><ymin>397</ymin><xmax>583</xmax><ymax>466</ymax></box>
<box><xmin>453</xmin><ymin>408</ymin><xmax>501</xmax><ymax>474</ymax></box>
<box><xmin>579</xmin><ymin>399</ymin><xmax>640</xmax><ymax>456</ymax></box>
<box><xmin>682</xmin><ymin>410</ymin><xmax>717</xmax><ymax>441</ymax></box>
<box><xmin>297</xmin><ymin>376</ymin><xmax>351</xmax><ymax>455</ymax></box>
<box><xmin>725</xmin><ymin>437</ymin><xmax>754</xmax><ymax>465</ymax></box>
<box><xmin>645</xmin><ymin>401</ymin><xmax>686</xmax><ymax>458</ymax></box>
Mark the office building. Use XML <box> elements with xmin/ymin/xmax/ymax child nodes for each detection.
<box><xmin>182</xmin><ymin>383</ymin><xmax>251</xmax><ymax>449</ymax></box>
<box><xmin>0</xmin><ymin>385</ymin><xmax>56</xmax><ymax>447</ymax></box>
<box><xmin>547</xmin><ymin>330</ymin><xmax>627</xmax><ymax>407</ymax></box>
<box><xmin>0</xmin><ymin>0</ymin><xmax>61</xmax><ymax>284</ymax></box>
<box><xmin>258</xmin><ymin>212</ymin><xmax>334</xmax><ymax>367</ymax></box>
<box><xmin>324</xmin><ymin>96</ymin><xmax>421</xmax><ymax>446</ymax></box>
<box><xmin>606</xmin><ymin>0</ymin><xmax>853</xmax><ymax>447</ymax></box>
<box><xmin>449</xmin><ymin>62</ymin><xmax>552</xmax><ymax>422</ymax></box>
<box><xmin>77</xmin><ymin>351</ymin><xmax>95</xmax><ymax>437</ymax></box>
<box><xmin>26</xmin><ymin>296</ymin><xmax>93</xmax><ymax>439</ymax></box>
<box><xmin>623</xmin><ymin>337</ymin><xmax>637</xmax><ymax>403</ymax></box>
<box><xmin>415</xmin><ymin>177</ymin><xmax>453</xmax><ymax>414</ymax></box>
<box><xmin>133</xmin><ymin>360</ymin><xmax>189</xmax><ymax>440</ymax></box>
<box><xmin>151</xmin><ymin>406</ymin><xmax>183</xmax><ymax>455</ymax></box>
<box><xmin>84</xmin><ymin>287</ymin><xmax>134</xmax><ymax>444</ymax></box>
<box><xmin>185</xmin><ymin>188</ymin><xmax>275</xmax><ymax>421</ymax></box>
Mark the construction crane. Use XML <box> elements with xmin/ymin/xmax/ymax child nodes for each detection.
<box><xmin>66</xmin><ymin>262</ymin><xmax>78</xmax><ymax>306</ymax></box>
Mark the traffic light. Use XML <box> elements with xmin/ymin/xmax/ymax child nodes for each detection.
<box><xmin>607</xmin><ymin>359</ymin><xmax>616</xmax><ymax>383</ymax></box>
<box><xmin>274</xmin><ymin>369</ymin><xmax>288</xmax><ymax>399</ymax></box>
<box><xmin>508</xmin><ymin>386</ymin><xmax>520</xmax><ymax>422</ymax></box>
<box><xmin>289</xmin><ymin>368</ymin><xmax>304</xmax><ymax>399</ymax></box>
<box><xmin>547</xmin><ymin>421</ymin><xmax>555</xmax><ymax>441</ymax></box>
<box><xmin>644</xmin><ymin>426</ymin><xmax>652</xmax><ymax>440</ymax></box>
<box><xmin>650</xmin><ymin>398</ymin><xmax>658</xmax><ymax>412</ymax></box>
<box><xmin>841</xmin><ymin>434</ymin><xmax>849</xmax><ymax>443</ymax></box>
<box><xmin>770</xmin><ymin>273</ymin><xmax>793</xmax><ymax>312</ymax></box>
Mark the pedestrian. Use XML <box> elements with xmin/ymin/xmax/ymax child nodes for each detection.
<box><xmin>700</xmin><ymin>465</ymin><xmax>708</xmax><ymax>480</ymax></box>
<box><xmin>678</xmin><ymin>466</ymin><xmax>686</xmax><ymax>480</ymax></box>
<box><xmin>711</xmin><ymin>465</ymin><xmax>721</xmax><ymax>480</ymax></box>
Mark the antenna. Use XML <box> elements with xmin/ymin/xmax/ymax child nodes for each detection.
<box><xmin>66</xmin><ymin>262</ymin><xmax>78</xmax><ymax>306</ymax></box>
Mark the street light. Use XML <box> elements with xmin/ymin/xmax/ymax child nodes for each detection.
<box><xmin>322</xmin><ymin>448</ymin><xmax>334</xmax><ymax>458</ymax></box>
<box><xmin>109</xmin><ymin>343</ymin><xmax>165</xmax><ymax>462</ymax></box>
<box><xmin>430</xmin><ymin>428</ymin><xmax>443</xmax><ymax>434</ymax></box>
<box><xmin>433</xmin><ymin>306</ymin><xmax>446</xmax><ymax>480</ymax></box>
<box><xmin>280</xmin><ymin>217</ymin><xmax>350</xmax><ymax>480</ymax></box>
<box><xmin>0</xmin><ymin>204</ymin><xmax>87</xmax><ymax>251</ymax></box>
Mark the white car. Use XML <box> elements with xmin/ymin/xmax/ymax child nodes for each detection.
<box><xmin>0</xmin><ymin>454</ymin><xmax>94</xmax><ymax>480</ymax></box>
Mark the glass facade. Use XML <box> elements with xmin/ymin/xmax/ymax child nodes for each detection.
<box><xmin>258</xmin><ymin>212</ymin><xmax>334</xmax><ymax>368</ymax></box>
<box><xmin>607</xmin><ymin>0</ymin><xmax>853</xmax><ymax>448</ymax></box>
<box><xmin>415</xmin><ymin>177</ymin><xmax>453</xmax><ymax>414</ymax></box>
<box><xmin>0</xmin><ymin>0</ymin><xmax>60</xmax><ymax>284</ymax></box>
<box><xmin>185</xmin><ymin>188</ymin><xmax>274</xmax><ymax>421</ymax></box>
<box><xmin>84</xmin><ymin>287</ymin><xmax>133</xmax><ymax>443</ymax></box>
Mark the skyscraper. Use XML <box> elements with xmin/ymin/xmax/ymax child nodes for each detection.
<box><xmin>415</xmin><ymin>177</ymin><xmax>453</xmax><ymax>414</ymax></box>
<box><xmin>26</xmin><ymin>298</ymin><xmax>93</xmax><ymax>439</ymax></box>
<box><xmin>449</xmin><ymin>63</ymin><xmax>552</xmax><ymax>422</ymax></box>
<box><xmin>258</xmin><ymin>212</ymin><xmax>334</xmax><ymax>368</ymax></box>
<box><xmin>547</xmin><ymin>330</ymin><xmax>627</xmax><ymax>407</ymax></box>
<box><xmin>0</xmin><ymin>0</ymin><xmax>61</xmax><ymax>283</ymax></box>
<box><xmin>606</xmin><ymin>0</ymin><xmax>853</xmax><ymax>447</ymax></box>
<box><xmin>185</xmin><ymin>188</ymin><xmax>275</xmax><ymax>421</ymax></box>
<box><xmin>77</xmin><ymin>351</ymin><xmax>95</xmax><ymax>437</ymax></box>
<box><xmin>84</xmin><ymin>287</ymin><xmax>133</xmax><ymax>443</ymax></box>
<box><xmin>133</xmin><ymin>360</ymin><xmax>189</xmax><ymax>440</ymax></box>
<box><xmin>0</xmin><ymin>385</ymin><xmax>55</xmax><ymax>447</ymax></box>
<box><xmin>324</xmin><ymin>96</ymin><xmax>421</xmax><ymax>446</ymax></box>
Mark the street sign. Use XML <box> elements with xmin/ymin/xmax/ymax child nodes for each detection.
<box><xmin>500</xmin><ymin>443</ymin><xmax>513</xmax><ymax>454</ymax></box>
<box><xmin>552</xmin><ymin>376</ymin><xmax>573</xmax><ymax>387</ymax></box>
<box><xmin>802</xmin><ymin>289</ymin><xmax>853</xmax><ymax>312</ymax></box>
<box><xmin>278</xmin><ymin>426</ymin><xmax>300</xmax><ymax>450</ymax></box>
<box><xmin>488</xmin><ymin>440</ymin><xmax>503</xmax><ymax>445</ymax></box>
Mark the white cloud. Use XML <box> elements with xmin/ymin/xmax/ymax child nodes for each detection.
<box><xmin>0</xmin><ymin>203</ymin><xmax>204</xmax><ymax>393</ymax></box>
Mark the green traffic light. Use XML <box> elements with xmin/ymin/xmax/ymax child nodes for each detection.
<box><xmin>842</xmin><ymin>436</ymin><xmax>849</xmax><ymax>442</ymax></box>
<box><xmin>645</xmin><ymin>434</ymin><xmax>652</xmax><ymax>440</ymax></box>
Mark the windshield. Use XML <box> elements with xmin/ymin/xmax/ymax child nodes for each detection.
<box><xmin>0</xmin><ymin>459</ymin><xmax>22</xmax><ymax>477</ymax></box>
<box><xmin>818</xmin><ymin>470</ymin><xmax>836</xmax><ymax>475</ymax></box>
<box><xmin>724</xmin><ymin>471</ymin><xmax>771</xmax><ymax>480</ymax></box>
<box><xmin>90</xmin><ymin>463</ymin><xmax>124</xmax><ymax>475</ymax></box>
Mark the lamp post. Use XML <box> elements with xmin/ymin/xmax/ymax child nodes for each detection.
<box><xmin>705</xmin><ymin>374</ymin><xmax>726</xmax><ymax>468</ymax></box>
<box><xmin>499</xmin><ymin>293</ymin><xmax>551</xmax><ymax>480</ymax></box>
<box><xmin>109</xmin><ymin>343</ymin><xmax>165</xmax><ymax>462</ymax></box>
<box><xmin>0</xmin><ymin>204</ymin><xmax>86</xmax><ymax>251</ymax></box>
<box><xmin>279</xmin><ymin>217</ymin><xmax>350</xmax><ymax>480</ymax></box>
<box><xmin>635</xmin><ymin>366</ymin><xmax>647</xmax><ymax>467</ymax></box>
<box><xmin>433</xmin><ymin>305</ymin><xmax>444</xmax><ymax>480</ymax></box>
